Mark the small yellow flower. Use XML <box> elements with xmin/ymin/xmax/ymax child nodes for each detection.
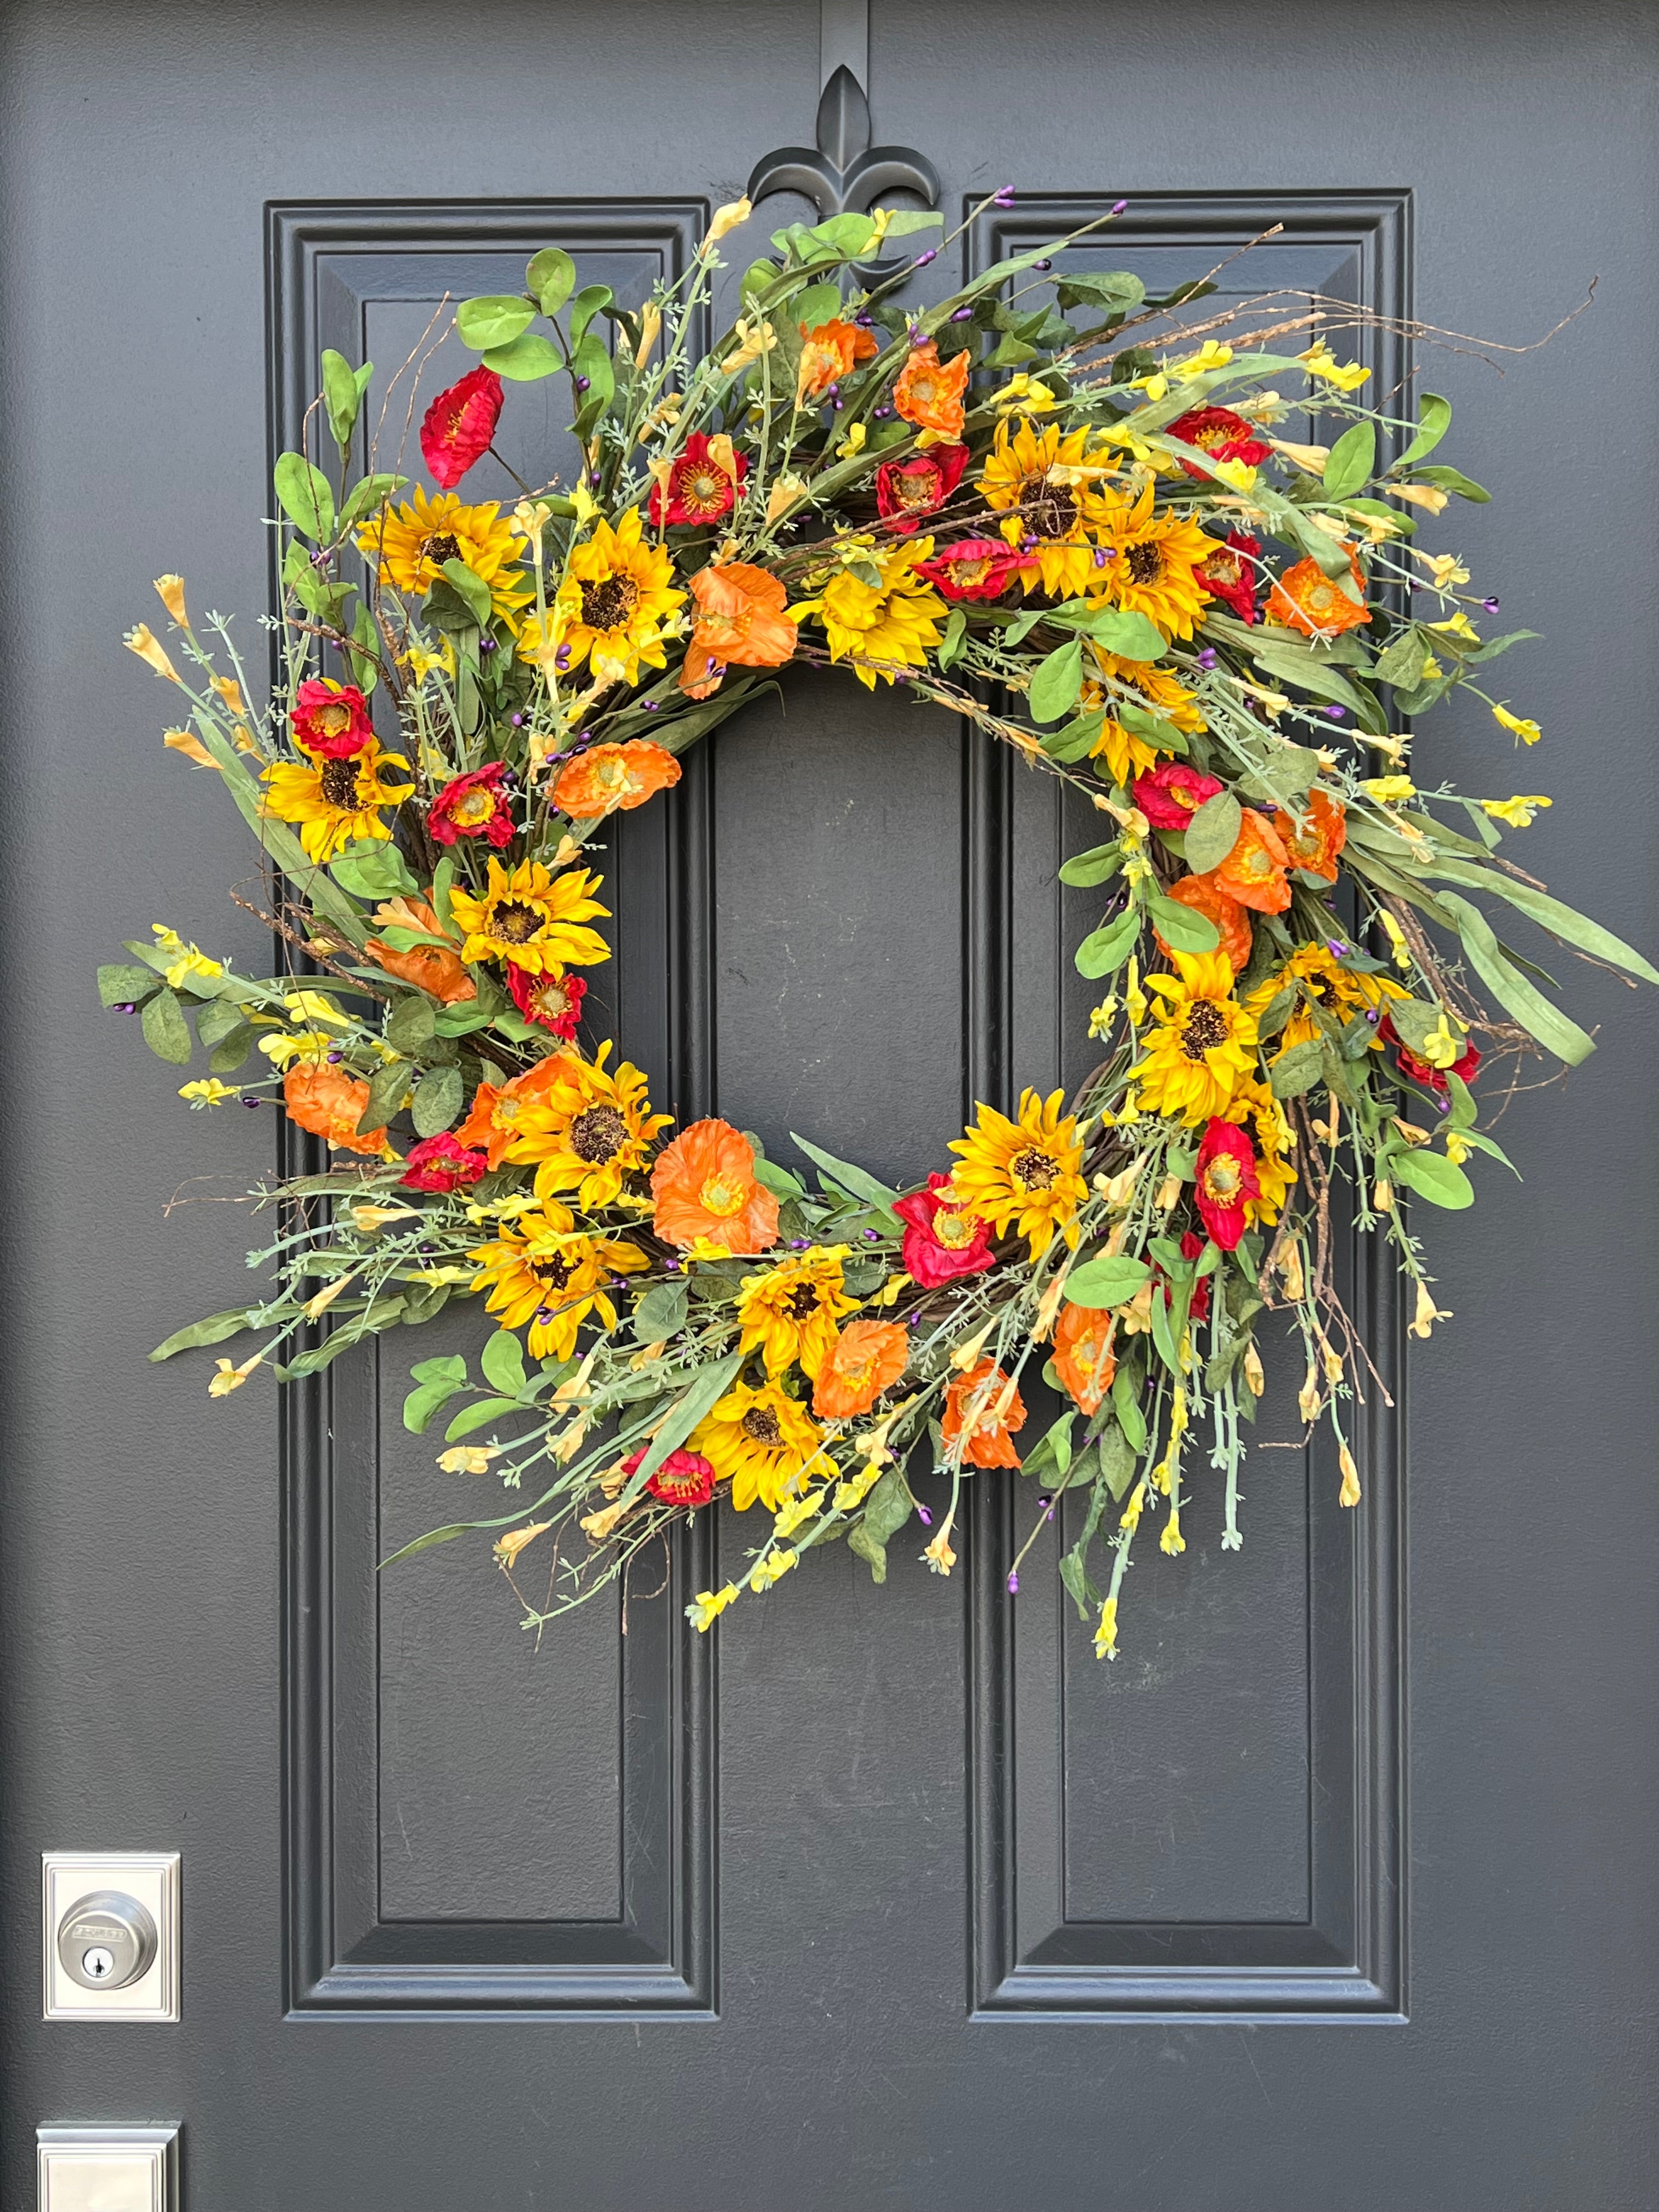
<box><xmin>1135</xmin><ymin>371</ymin><xmax>1170</xmax><ymax>401</ymax></box>
<box><xmin>765</xmin><ymin>472</ymin><xmax>808</xmax><ymax>523</ymax></box>
<box><xmin>1093</xmin><ymin>1598</ymin><xmax>1119</xmax><ymax>1660</ymax></box>
<box><xmin>408</xmin><ymin>1265</ymin><xmax>475</xmax><ymax>1286</ymax></box>
<box><xmin>1408</xmin><ymin>1279</ymin><xmax>1451</xmax><ymax>1340</ymax></box>
<box><xmin>1493</xmin><ymin>704</ymin><xmax>1543</xmax><ymax>746</ymax></box>
<box><xmin>747</xmin><ymin>1548</ymin><xmax>799</xmax><ymax>1590</ymax></box>
<box><xmin>209</xmin><ymin>1352</ymin><xmax>263</xmax><ymax>1397</ymax></box>
<box><xmin>1373</xmin><ymin>1178</ymin><xmax>1393</xmax><ymax>1211</ymax></box>
<box><xmin>722</xmin><ymin>318</ymin><xmax>777</xmax><ymax>375</ymax></box>
<box><xmin>1444</xmin><ymin>1130</ymin><xmax>1471</xmax><ymax>1166</ymax></box>
<box><xmin>1338</xmin><ymin>1442</ymin><xmax>1362</xmax><ymax>1508</ymax></box>
<box><xmin>150</xmin><ymin>924</ymin><xmax>223</xmax><ymax>989</ymax></box>
<box><xmin>178</xmin><ymin>1078</ymin><xmax>239</xmax><ymax>1108</ymax></box>
<box><xmin>494</xmin><ymin>1521</ymin><xmax>551</xmax><ymax>1566</ymax></box>
<box><xmin>1417</xmin><ymin>1012</ymin><xmax>1466</xmax><ymax>1070</ymax></box>
<box><xmin>1212</xmin><ymin>457</ymin><xmax>1258</xmax><ymax>493</ymax></box>
<box><xmin>125</xmin><ymin>623</ymin><xmax>182</xmax><ymax>681</ymax></box>
<box><xmin>988</xmin><ymin>371</ymin><xmax>1059</xmax><ymax>413</ymax></box>
<box><xmin>1299</xmin><ymin>341</ymin><xmax>1370</xmax><ymax>391</ymax></box>
<box><xmin>1427</xmin><ymin>611</ymin><xmax>1480</xmax><ymax>643</ymax></box>
<box><xmin>1387</xmin><ymin>483</ymin><xmax>1449</xmax><ymax>514</ymax></box>
<box><xmin>1361</xmin><ymin>775</ymin><xmax>1416</xmax><ymax>805</ymax></box>
<box><xmin>350</xmin><ymin>1203</ymin><xmax>421</xmax><ymax>1233</ymax></box>
<box><xmin>1119</xmin><ymin>1477</ymin><xmax>1146</xmax><ymax>1533</ymax></box>
<box><xmin>1172</xmin><ymin>340</ymin><xmax>1233</xmax><ymax>379</ymax></box>
<box><xmin>1423</xmin><ymin>552</ymin><xmax>1470</xmax><ymax>589</ymax></box>
<box><xmin>1378</xmin><ymin>910</ymin><xmax>1412</xmax><ymax>972</ymax></box>
<box><xmin>687</xmin><ymin>1583</ymin><xmax>741</xmax><ymax>1632</ymax></box>
<box><xmin>1087</xmin><ymin>996</ymin><xmax>1119</xmax><ymax>1041</ymax></box>
<box><xmin>1160</xmin><ymin>1504</ymin><xmax>1186</xmax><ymax>1555</ymax></box>
<box><xmin>302</xmin><ymin>1272</ymin><xmax>358</xmax><ymax>1319</ymax></box>
<box><xmin>834</xmin><ymin>420</ymin><xmax>868</xmax><ymax>460</ymax></box>
<box><xmin>578</xmin><ymin>1500</ymin><xmax>627</xmax><ymax>1543</ymax></box>
<box><xmin>703</xmin><ymin>195</ymin><xmax>752</xmax><ymax>249</ymax></box>
<box><xmin>1242</xmin><ymin>1342</ymin><xmax>1266</xmax><ymax>1397</ymax></box>
<box><xmin>153</xmin><ymin>574</ymin><xmax>189</xmax><ymax>627</ymax></box>
<box><xmin>1480</xmin><ymin>793</ymin><xmax>1551</xmax><ymax>828</ymax></box>
<box><xmin>923</xmin><ymin>1520</ymin><xmax>958</xmax><ymax>1576</ymax></box>
<box><xmin>258</xmin><ymin>1029</ymin><xmax>334</xmax><ymax>1069</ymax></box>
<box><xmin>438</xmin><ymin>1444</ymin><xmax>497</xmax><ymax>1473</ymax></box>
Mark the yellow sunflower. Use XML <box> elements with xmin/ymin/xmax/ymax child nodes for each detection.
<box><xmin>792</xmin><ymin>537</ymin><xmax>946</xmax><ymax>687</ymax></box>
<box><xmin>467</xmin><ymin>1200</ymin><xmax>650</xmax><ymax>1360</ymax></box>
<box><xmin>1227</xmin><ymin>1079</ymin><xmax>1297</xmax><ymax>1229</ymax></box>
<box><xmin>522</xmin><ymin>1043</ymin><xmax>673</xmax><ymax>1210</ymax></box>
<box><xmin>448</xmin><ymin>857</ymin><xmax>610</xmax><ymax>975</ymax></box>
<box><xmin>692</xmin><ymin>1379</ymin><xmax>826</xmax><ymax>1512</ymax></box>
<box><xmin>1095</xmin><ymin>481</ymin><xmax>1218</xmax><ymax>640</ymax></box>
<box><xmin>1248</xmin><ymin>941</ymin><xmax>1407</xmax><ymax>1060</ymax></box>
<box><xmin>541</xmin><ymin>506</ymin><xmax>686</xmax><ymax>687</ymax></box>
<box><xmin>979</xmin><ymin>418</ymin><xmax>1119</xmax><ymax>599</ymax></box>
<box><xmin>1085</xmin><ymin>650</ymin><xmax>1209</xmax><ymax>786</ymax></box>
<box><xmin>735</xmin><ymin>1245</ymin><xmax>860</xmax><ymax>1379</ymax></box>
<box><xmin>358</xmin><ymin>487</ymin><xmax>537</xmax><ymax>629</ymax></box>
<box><xmin>260</xmin><ymin>740</ymin><xmax>414</xmax><ymax>864</ymax></box>
<box><xmin>948</xmin><ymin>1087</ymin><xmax>1087</xmax><ymax>1259</ymax></box>
<box><xmin>1131</xmin><ymin>949</ymin><xmax>1260</xmax><ymax>1124</ymax></box>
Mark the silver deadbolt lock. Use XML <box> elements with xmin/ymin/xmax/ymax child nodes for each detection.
<box><xmin>56</xmin><ymin>1891</ymin><xmax>159</xmax><ymax>1992</ymax></box>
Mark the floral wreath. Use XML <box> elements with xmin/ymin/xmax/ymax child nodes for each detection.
<box><xmin>108</xmin><ymin>191</ymin><xmax>1651</xmax><ymax>1660</ymax></box>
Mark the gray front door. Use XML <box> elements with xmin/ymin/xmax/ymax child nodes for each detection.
<box><xmin>4</xmin><ymin>4</ymin><xmax>1656</xmax><ymax>2206</ymax></box>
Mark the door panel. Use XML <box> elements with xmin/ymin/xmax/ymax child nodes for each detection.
<box><xmin>5</xmin><ymin>2</ymin><xmax>1656</xmax><ymax>2206</ymax></box>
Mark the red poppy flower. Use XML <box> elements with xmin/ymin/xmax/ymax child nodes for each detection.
<box><xmin>1132</xmin><ymin>761</ymin><xmax>1224</xmax><ymax>830</ymax></box>
<box><xmin>621</xmin><ymin>1446</ymin><xmax>719</xmax><ymax>1509</ymax></box>
<box><xmin>290</xmin><ymin>677</ymin><xmax>373</xmax><ymax>759</ymax></box>
<box><xmin>427</xmin><ymin>761</ymin><xmax>515</xmax><ymax>848</ymax></box>
<box><xmin>875</xmin><ymin>442</ymin><xmax>969</xmax><ymax>533</ymax></box>
<box><xmin>1195</xmin><ymin>531</ymin><xmax>1262</xmax><ymax>625</ymax></box>
<box><xmin>893</xmin><ymin>1171</ymin><xmax>996</xmax><ymax>1288</ymax></box>
<box><xmin>399</xmin><ymin>1132</ymin><xmax>490</xmax><ymax>1194</ymax></box>
<box><xmin>647</xmin><ymin>432</ymin><xmax>749</xmax><ymax>527</ymax></box>
<box><xmin>914</xmin><ymin>538</ymin><xmax>1034</xmax><ymax>602</ymax></box>
<box><xmin>1193</xmin><ymin>1119</ymin><xmax>1261</xmax><ymax>1251</ymax></box>
<box><xmin>420</xmin><ymin>365</ymin><xmax>505</xmax><ymax>490</ymax></box>
<box><xmin>506</xmin><ymin>964</ymin><xmax>586</xmax><ymax>1040</ymax></box>
<box><xmin>1379</xmin><ymin>1014</ymin><xmax>1482</xmax><ymax>1094</ymax></box>
<box><xmin>1167</xmin><ymin>408</ymin><xmax>1273</xmax><ymax>481</ymax></box>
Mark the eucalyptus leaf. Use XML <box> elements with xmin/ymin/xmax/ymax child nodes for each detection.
<box><xmin>356</xmin><ymin>1059</ymin><xmax>410</xmax><ymax>1135</ymax></box>
<box><xmin>1182</xmin><ymin>790</ymin><xmax>1243</xmax><ymax>875</ymax></box>
<box><xmin>1074</xmin><ymin>906</ymin><xmax>1142</xmax><ymax>978</ymax></box>
<box><xmin>99</xmin><ymin>961</ymin><xmax>161</xmax><ymax>1008</ymax></box>
<box><xmin>457</xmin><ymin>294</ymin><xmax>537</xmax><ymax>350</ymax></box>
<box><xmin>1268</xmin><ymin>1039</ymin><xmax>1325</xmax><ymax>1099</ymax></box>
<box><xmin>141</xmin><ymin>988</ymin><xmax>193</xmax><ymax>1065</ymax></box>
<box><xmin>273</xmin><ymin>451</ymin><xmax>335</xmax><ymax>543</ymax></box>
<box><xmin>1389</xmin><ymin>1147</ymin><xmax>1475</xmax><ymax>1209</ymax></box>
<box><xmin>1064</xmin><ymin>1254</ymin><xmax>1152</xmax><ymax>1308</ymax></box>
<box><xmin>481</xmin><ymin>1330</ymin><xmax>528</xmax><ymax>1396</ymax></box>
<box><xmin>1146</xmin><ymin>891</ymin><xmax>1220</xmax><ymax>956</ymax></box>
<box><xmin>1029</xmin><ymin>636</ymin><xmax>1085</xmax><ymax>724</ymax></box>
<box><xmin>411</xmin><ymin>1064</ymin><xmax>463</xmax><ymax>1137</ymax></box>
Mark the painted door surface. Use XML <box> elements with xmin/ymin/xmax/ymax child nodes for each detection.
<box><xmin>3</xmin><ymin>4</ymin><xmax>1656</xmax><ymax>2207</ymax></box>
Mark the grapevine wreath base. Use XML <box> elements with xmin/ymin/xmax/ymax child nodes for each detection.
<box><xmin>109</xmin><ymin>191</ymin><xmax>1649</xmax><ymax>1657</ymax></box>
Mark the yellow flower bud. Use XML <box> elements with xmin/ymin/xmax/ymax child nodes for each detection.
<box><xmin>125</xmin><ymin>623</ymin><xmax>182</xmax><ymax>682</ymax></box>
<box><xmin>153</xmin><ymin>573</ymin><xmax>189</xmax><ymax>627</ymax></box>
<box><xmin>1160</xmin><ymin>1505</ymin><xmax>1186</xmax><ymax>1555</ymax></box>
<box><xmin>704</xmin><ymin>196</ymin><xmax>752</xmax><ymax>249</ymax></box>
<box><xmin>438</xmin><ymin>1445</ymin><xmax>496</xmax><ymax>1474</ymax></box>
<box><xmin>1242</xmin><ymin>1342</ymin><xmax>1265</xmax><ymax>1397</ymax></box>
<box><xmin>495</xmin><ymin>1521</ymin><xmax>551</xmax><ymax>1566</ymax></box>
<box><xmin>1373</xmin><ymin>1178</ymin><xmax>1393</xmax><ymax>1212</ymax></box>
<box><xmin>1338</xmin><ymin>1443</ymin><xmax>1362</xmax><ymax>1508</ymax></box>
<box><xmin>208</xmin><ymin>1352</ymin><xmax>263</xmax><ymax>1397</ymax></box>
<box><xmin>1093</xmin><ymin>1598</ymin><xmax>1119</xmax><ymax>1661</ymax></box>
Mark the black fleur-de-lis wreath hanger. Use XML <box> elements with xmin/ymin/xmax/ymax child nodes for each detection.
<box><xmin>747</xmin><ymin>64</ymin><xmax>940</xmax><ymax>278</ymax></box>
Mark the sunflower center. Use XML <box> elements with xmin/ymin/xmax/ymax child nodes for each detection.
<box><xmin>1180</xmin><ymin>1001</ymin><xmax>1230</xmax><ymax>1060</ymax></box>
<box><xmin>488</xmin><ymin>899</ymin><xmax>544</xmax><ymax>944</ymax></box>
<box><xmin>319</xmin><ymin>757</ymin><xmax>362</xmax><ymax>808</ymax></box>
<box><xmin>1024</xmin><ymin>478</ymin><xmax>1079</xmax><ymax>539</ymax></box>
<box><xmin>741</xmin><ymin>1406</ymin><xmax>783</xmax><ymax>1447</ymax></box>
<box><xmin>1125</xmin><ymin>541</ymin><xmax>1166</xmax><ymax>585</ymax></box>
<box><xmin>1011</xmin><ymin>1147</ymin><xmax>1059</xmax><ymax>1191</ymax></box>
<box><xmin>530</xmin><ymin>1252</ymin><xmax>575</xmax><ymax>1291</ymax></box>
<box><xmin>786</xmin><ymin>1284</ymin><xmax>822</xmax><ymax>1320</ymax></box>
<box><xmin>422</xmin><ymin>532</ymin><xmax>462</xmax><ymax>566</ymax></box>
<box><xmin>579</xmin><ymin>575</ymin><xmax>640</xmax><ymax>632</ymax></box>
<box><xmin>933</xmin><ymin>1206</ymin><xmax>979</xmax><ymax>1250</ymax></box>
<box><xmin>697</xmin><ymin>1172</ymin><xmax>747</xmax><ymax>1218</ymax></box>
<box><xmin>569</xmin><ymin>1105</ymin><xmax>628</xmax><ymax>1164</ymax></box>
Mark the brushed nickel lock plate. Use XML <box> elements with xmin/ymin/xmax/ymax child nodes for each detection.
<box><xmin>37</xmin><ymin>2127</ymin><xmax>179</xmax><ymax>2212</ymax></box>
<box><xmin>42</xmin><ymin>1853</ymin><xmax>180</xmax><ymax>2022</ymax></box>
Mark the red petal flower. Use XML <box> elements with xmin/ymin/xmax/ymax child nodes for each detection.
<box><xmin>1195</xmin><ymin>531</ymin><xmax>1262</xmax><ymax>625</ymax></box>
<box><xmin>506</xmin><ymin>964</ymin><xmax>586</xmax><ymax>1041</ymax></box>
<box><xmin>420</xmin><ymin>366</ymin><xmax>505</xmax><ymax>490</ymax></box>
<box><xmin>1193</xmin><ymin>1119</ymin><xmax>1261</xmax><ymax>1251</ymax></box>
<box><xmin>428</xmin><ymin>761</ymin><xmax>516</xmax><ymax>848</ymax></box>
<box><xmin>290</xmin><ymin>677</ymin><xmax>374</xmax><ymax>759</ymax></box>
<box><xmin>913</xmin><ymin>537</ymin><xmax>1035</xmax><ymax>602</ymax></box>
<box><xmin>621</xmin><ymin>1446</ymin><xmax>719</xmax><ymax>1509</ymax></box>
<box><xmin>892</xmin><ymin>1171</ymin><xmax>996</xmax><ymax>1287</ymax></box>
<box><xmin>399</xmin><ymin>1132</ymin><xmax>490</xmax><ymax>1194</ymax></box>
<box><xmin>1178</xmin><ymin>1230</ymin><xmax>1213</xmax><ymax>1323</ymax></box>
<box><xmin>875</xmin><ymin>442</ymin><xmax>969</xmax><ymax>533</ymax></box>
<box><xmin>1167</xmin><ymin>408</ymin><xmax>1273</xmax><ymax>481</ymax></box>
<box><xmin>647</xmin><ymin>433</ymin><xmax>749</xmax><ymax>527</ymax></box>
<box><xmin>1133</xmin><ymin>761</ymin><xmax>1224</xmax><ymax>830</ymax></box>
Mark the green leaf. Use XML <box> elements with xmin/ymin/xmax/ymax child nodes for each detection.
<box><xmin>752</xmin><ymin>1156</ymin><xmax>806</xmax><ymax>1199</ymax></box>
<box><xmin>1146</xmin><ymin>891</ymin><xmax>1220</xmax><ymax>956</ymax></box>
<box><xmin>1396</xmin><ymin>392</ymin><xmax>1451</xmax><ymax>471</ymax></box>
<box><xmin>483</xmin><ymin>330</ymin><xmax>563</xmax><ymax>382</ymax></box>
<box><xmin>1389</xmin><ymin>1146</ymin><xmax>1475</xmax><ymax>1209</ymax></box>
<box><xmin>1423</xmin><ymin>861</ymin><xmax>1659</xmax><ymax>989</ymax></box>
<box><xmin>1322</xmin><ymin>420</ymin><xmax>1376</xmax><ymax>500</ymax></box>
<box><xmin>481</xmin><ymin>1330</ymin><xmax>528</xmax><ymax>1396</ymax></box>
<box><xmin>634</xmin><ymin>1280</ymin><xmax>689</xmax><ymax>1340</ymax></box>
<box><xmin>1040</xmin><ymin>709</ymin><xmax>1104</xmax><ymax>764</ymax></box>
<box><xmin>526</xmin><ymin>247</ymin><xmax>576</xmax><ymax>317</ymax></box>
<box><xmin>567</xmin><ymin>285</ymin><xmax>615</xmax><ymax>345</ymax></box>
<box><xmin>1064</xmin><ymin>1254</ymin><xmax>1152</xmax><ymax>1308</ymax></box>
<box><xmin>356</xmin><ymin>1059</ymin><xmax>409</xmax><ymax>1135</ymax></box>
<box><xmin>457</xmin><ymin>294</ymin><xmax>537</xmax><ymax>350</ymax></box>
<box><xmin>1096</xmin><ymin>1417</ymin><xmax>1139</xmax><ymax>1501</ymax></box>
<box><xmin>207</xmin><ymin>1022</ymin><xmax>256</xmax><ymax>1074</ymax></box>
<box><xmin>1058</xmin><ymin>842</ymin><xmax>1124</xmax><ymax>889</ymax></box>
<box><xmin>879</xmin><ymin>208</ymin><xmax>944</xmax><ymax>240</ymax></box>
<box><xmin>1413</xmin><ymin>464</ymin><xmax>1490</xmax><ymax>503</ymax></box>
<box><xmin>385</xmin><ymin>995</ymin><xmax>437</xmax><ymax>1054</ymax></box>
<box><xmin>411</xmin><ymin>1353</ymin><xmax>469</xmax><ymax>1387</ymax></box>
<box><xmin>1074</xmin><ymin>906</ymin><xmax>1142</xmax><ymax>978</ymax></box>
<box><xmin>1268</xmin><ymin>1038</ymin><xmax>1327</xmax><ymax>1099</ymax></box>
<box><xmin>411</xmin><ymin>1064</ymin><xmax>463</xmax><ymax>1137</ymax></box>
<box><xmin>185</xmin><ymin>719</ymin><xmax>366</xmax><ymax>946</ymax></box>
<box><xmin>617</xmin><ymin>1349</ymin><xmax>746</xmax><ymax>1505</ymax></box>
<box><xmin>1028</xmin><ymin>636</ymin><xmax>1085</xmax><ymax>724</ymax></box>
<box><xmin>99</xmin><ymin>961</ymin><xmax>162</xmax><ymax>1008</ymax></box>
<box><xmin>1055</xmin><ymin>268</ymin><xmax>1146</xmax><ymax>315</ymax></box>
<box><xmin>1438</xmin><ymin>891</ymin><xmax>1595</xmax><ymax>1065</ymax></box>
<box><xmin>273</xmin><ymin>450</ymin><xmax>336</xmax><ymax>543</ymax></box>
<box><xmin>790</xmin><ymin>1133</ymin><xmax>899</xmax><ymax>1210</ymax></box>
<box><xmin>569</xmin><ymin>332</ymin><xmax>616</xmax><ymax>429</ymax></box>
<box><xmin>1182</xmin><ymin>790</ymin><xmax>1243</xmax><ymax>875</ymax></box>
<box><xmin>1371</xmin><ymin>625</ymin><xmax>1432</xmax><ymax>690</ymax></box>
<box><xmin>337</xmin><ymin>472</ymin><xmax>409</xmax><ymax>532</ymax></box>
<box><xmin>440</xmin><ymin>557</ymin><xmax>493</xmax><ymax>627</ymax></box>
<box><xmin>1110</xmin><ymin>1369</ymin><xmax>1147</xmax><ymax>1454</ymax></box>
<box><xmin>320</xmin><ymin>348</ymin><xmax>371</xmax><ymax>454</ymax></box>
<box><xmin>1071</xmin><ymin>605</ymin><xmax>1167</xmax><ymax>661</ymax></box>
<box><xmin>403</xmin><ymin>1374</ymin><xmax>467</xmax><ymax>1434</ymax></box>
<box><xmin>149</xmin><ymin>1306</ymin><xmax>260</xmax><ymax>1361</ymax></box>
<box><xmin>1022</xmin><ymin>1412</ymin><xmax>1076</xmax><ymax>1484</ymax></box>
<box><xmin>847</xmin><ymin>1465</ymin><xmax>913</xmax><ymax>1585</ymax></box>
<box><xmin>444</xmin><ymin>1395</ymin><xmax>534</xmax><ymax>1441</ymax></box>
<box><xmin>329</xmin><ymin>840</ymin><xmax>419</xmax><ymax>901</ymax></box>
<box><xmin>140</xmin><ymin>988</ymin><xmax>193</xmax><ymax>1065</ymax></box>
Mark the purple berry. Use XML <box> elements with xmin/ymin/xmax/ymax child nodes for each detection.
<box><xmin>915</xmin><ymin>249</ymin><xmax>937</xmax><ymax>268</ymax></box>
<box><xmin>1111</xmin><ymin>198</ymin><xmax>1128</xmax><ymax>216</ymax></box>
<box><xmin>951</xmin><ymin>306</ymin><xmax>973</xmax><ymax>322</ymax></box>
<box><xmin>1007</xmin><ymin>1570</ymin><xmax>1020</xmax><ymax>1594</ymax></box>
<box><xmin>241</xmin><ymin>1094</ymin><xmax>261</xmax><ymax>1108</ymax></box>
<box><xmin>916</xmin><ymin>1505</ymin><xmax>933</xmax><ymax>1527</ymax></box>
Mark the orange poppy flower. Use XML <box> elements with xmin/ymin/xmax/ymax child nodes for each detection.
<box><xmin>1266</xmin><ymin>550</ymin><xmax>1371</xmax><ymax>637</ymax></box>
<box><xmin>365</xmin><ymin>896</ymin><xmax>477</xmax><ymax>1005</ymax></box>
<box><xmin>680</xmin><ymin>563</ymin><xmax>799</xmax><ymax>698</ymax></box>
<box><xmin>282</xmin><ymin>1062</ymin><xmax>390</xmax><ymax>1156</ymax></box>
<box><xmin>454</xmin><ymin>1053</ymin><xmax>572</xmax><ymax>1170</ymax></box>
<box><xmin>796</xmin><ymin>317</ymin><xmax>879</xmax><ymax>402</ymax></box>
<box><xmin>651</xmin><ymin>1118</ymin><xmax>780</xmax><ymax>1256</ymax></box>
<box><xmin>893</xmin><ymin>340</ymin><xmax>970</xmax><ymax>439</ymax></box>
<box><xmin>1211</xmin><ymin>808</ymin><xmax>1293</xmax><ymax>915</ymax></box>
<box><xmin>1155</xmin><ymin>872</ymin><xmax>1254</xmax><ymax>974</ymax></box>
<box><xmin>812</xmin><ymin>1318</ymin><xmax>910</xmax><ymax>1419</ymax></box>
<box><xmin>1052</xmin><ymin>1304</ymin><xmax>1117</xmax><ymax>1417</ymax></box>
<box><xmin>1274</xmin><ymin>788</ymin><xmax>1347</xmax><ymax>882</ymax></box>
<box><xmin>553</xmin><ymin>740</ymin><xmax>681</xmax><ymax>819</ymax></box>
<box><xmin>942</xmin><ymin>1357</ymin><xmax>1027</xmax><ymax>1470</ymax></box>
